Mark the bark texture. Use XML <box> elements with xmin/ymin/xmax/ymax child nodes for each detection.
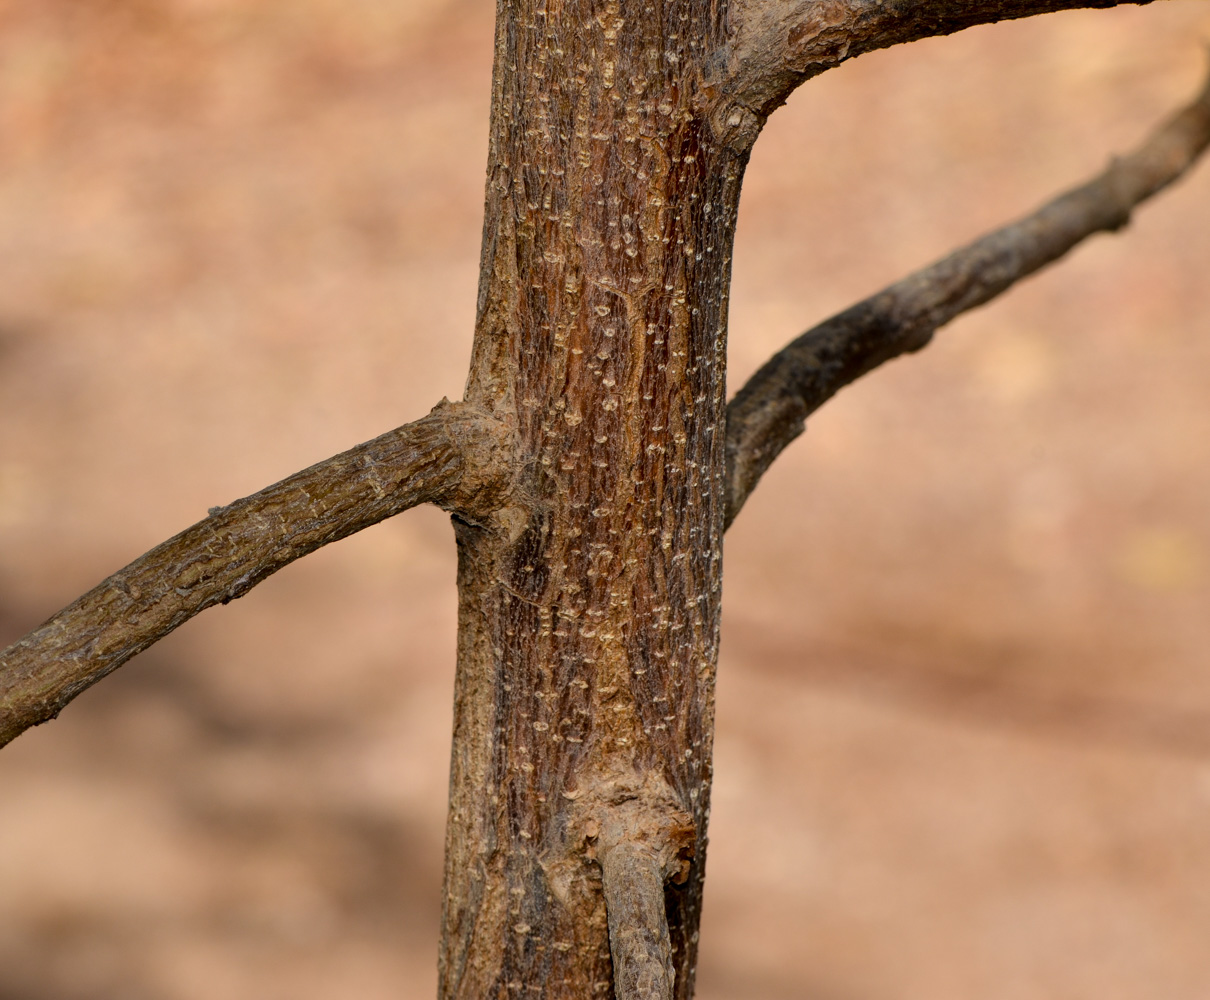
<box><xmin>0</xmin><ymin>401</ymin><xmax>511</xmax><ymax>749</ymax></box>
<box><xmin>0</xmin><ymin>4</ymin><xmax>1206</xmax><ymax>1000</ymax></box>
<box><xmin>439</xmin><ymin>1</ymin><xmax>741</xmax><ymax>997</ymax></box>
<box><xmin>724</xmin><ymin>64</ymin><xmax>1210</xmax><ymax>524</ymax></box>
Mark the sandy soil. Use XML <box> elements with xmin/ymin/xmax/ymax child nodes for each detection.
<box><xmin>2</xmin><ymin>2</ymin><xmax>1210</xmax><ymax>998</ymax></box>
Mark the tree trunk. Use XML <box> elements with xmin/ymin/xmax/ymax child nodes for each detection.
<box><xmin>439</xmin><ymin>2</ymin><xmax>747</xmax><ymax>996</ymax></box>
<box><xmin>1</xmin><ymin>3</ymin><xmax>1202</xmax><ymax>998</ymax></box>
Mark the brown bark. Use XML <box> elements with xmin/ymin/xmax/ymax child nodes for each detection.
<box><xmin>725</xmin><ymin>63</ymin><xmax>1210</xmax><ymax>526</ymax></box>
<box><xmin>0</xmin><ymin>401</ymin><xmax>512</xmax><ymax>750</ymax></box>
<box><xmin>0</xmin><ymin>3</ymin><xmax>1206</xmax><ymax>1000</ymax></box>
<box><xmin>438</xmin><ymin>2</ymin><xmax>740</xmax><ymax>996</ymax></box>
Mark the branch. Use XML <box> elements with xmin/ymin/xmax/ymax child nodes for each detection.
<box><xmin>724</xmin><ymin>64</ymin><xmax>1210</xmax><ymax>528</ymax></box>
<box><xmin>600</xmin><ymin>841</ymin><xmax>675</xmax><ymax>1000</ymax></box>
<box><xmin>594</xmin><ymin>794</ymin><xmax>694</xmax><ymax>1000</ymax></box>
<box><xmin>715</xmin><ymin>0</ymin><xmax>1162</xmax><ymax>134</ymax></box>
<box><xmin>0</xmin><ymin>400</ymin><xmax>514</xmax><ymax>749</ymax></box>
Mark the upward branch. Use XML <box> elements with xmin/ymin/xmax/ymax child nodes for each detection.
<box><xmin>0</xmin><ymin>401</ymin><xmax>514</xmax><ymax>749</ymax></box>
<box><xmin>725</xmin><ymin>63</ymin><xmax>1210</xmax><ymax>527</ymax></box>
<box><xmin>718</xmin><ymin>0</ymin><xmax>1165</xmax><ymax>125</ymax></box>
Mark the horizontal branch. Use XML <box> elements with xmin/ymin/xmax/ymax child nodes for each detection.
<box><xmin>0</xmin><ymin>400</ymin><xmax>513</xmax><ymax>749</ymax></box>
<box><xmin>724</xmin><ymin>63</ymin><xmax>1210</xmax><ymax>528</ymax></box>
<box><xmin>717</xmin><ymin>0</ymin><xmax>1162</xmax><ymax>131</ymax></box>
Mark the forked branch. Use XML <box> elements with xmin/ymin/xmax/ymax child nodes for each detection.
<box><xmin>724</xmin><ymin>64</ymin><xmax>1210</xmax><ymax>527</ymax></box>
<box><xmin>0</xmin><ymin>401</ymin><xmax>513</xmax><ymax>749</ymax></box>
<box><xmin>720</xmin><ymin>0</ymin><xmax>1164</xmax><ymax>124</ymax></box>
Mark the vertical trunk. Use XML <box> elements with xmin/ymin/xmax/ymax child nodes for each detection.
<box><xmin>441</xmin><ymin>1</ymin><xmax>747</xmax><ymax>996</ymax></box>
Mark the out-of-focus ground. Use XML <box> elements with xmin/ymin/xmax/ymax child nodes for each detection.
<box><xmin>1</xmin><ymin>1</ymin><xmax>1209</xmax><ymax>997</ymax></box>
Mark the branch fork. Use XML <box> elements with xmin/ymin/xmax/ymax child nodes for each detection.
<box><xmin>0</xmin><ymin>6</ymin><xmax>1207</xmax><ymax>1000</ymax></box>
<box><xmin>717</xmin><ymin>0</ymin><xmax>1165</xmax><ymax>123</ymax></box>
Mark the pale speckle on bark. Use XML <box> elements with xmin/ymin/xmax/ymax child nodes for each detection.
<box><xmin>0</xmin><ymin>3</ymin><xmax>1205</xmax><ymax>1000</ymax></box>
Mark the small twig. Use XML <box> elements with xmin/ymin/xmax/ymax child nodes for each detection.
<box><xmin>0</xmin><ymin>400</ymin><xmax>513</xmax><ymax>749</ymax></box>
<box><xmin>724</xmin><ymin>64</ymin><xmax>1210</xmax><ymax>528</ymax></box>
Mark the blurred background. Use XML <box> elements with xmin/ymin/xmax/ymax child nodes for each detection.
<box><xmin>1</xmin><ymin>1</ymin><xmax>1209</xmax><ymax>997</ymax></box>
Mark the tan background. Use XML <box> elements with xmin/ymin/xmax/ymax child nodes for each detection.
<box><xmin>2</xmin><ymin>1</ymin><xmax>1210</xmax><ymax>997</ymax></box>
